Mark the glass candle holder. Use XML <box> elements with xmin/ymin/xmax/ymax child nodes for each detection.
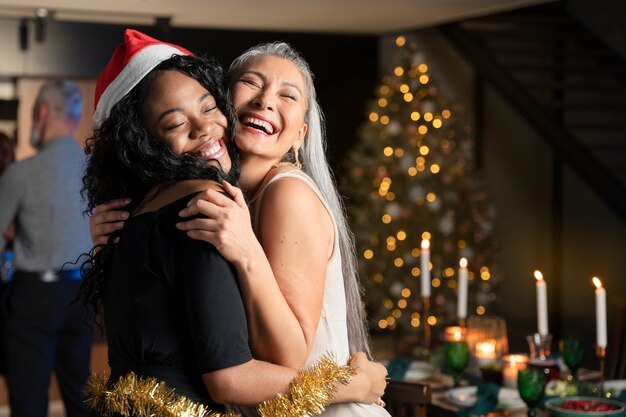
<box><xmin>466</xmin><ymin>316</ymin><xmax>508</xmax><ymax>370</ymax></box>
<box><xmin>475</xmin><ymin>339</ymin><xmax>498</xmax><ymax>368</ymax></box>
<box><xmin>527</xmin><ymin>333</ymin><xmax>559</xmax><ymax>381</ymax></box>
<box><xmin>527</xmin><ymin>333</ymin><xmax>551</xmax><ymax>360</ymax></box>
<box><xmin>502</xmin><ymin>354</ymin><xmax>529</xmax><ymax>389</ymax></box>
<box><xmin>443</xmin><ymin>326</ymin><xmax>466</xmax><ymax>342</ymax></box>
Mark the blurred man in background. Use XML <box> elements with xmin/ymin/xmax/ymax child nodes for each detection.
<box><xmin>0</xmin><ymin>80</ymin><xmax>92</xmax><ymax>417</ymax></box>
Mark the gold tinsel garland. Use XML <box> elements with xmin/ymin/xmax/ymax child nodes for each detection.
<box><xmin>84</xmin><ymin>372</ymin><xmax>238</xmax><ymax>417</ymax></box>
<box><xmin>257</xmin><ymin>355</ymin><xmax>355</xmax><ymax>417</ymax></box>
<box><xmin>85</xmin><ymin>355</ymin><xmax>354</xmax><ymax>417</ymax></box>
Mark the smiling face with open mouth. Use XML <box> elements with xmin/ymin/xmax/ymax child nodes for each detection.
<box><xmin>231</xmin><ymin>54</ymin><xmax>308</xmax><ymax>167</ymax></box>
<box><xmin>142</xmin><ymin>69</ymin><xmax>232</xmax><ymax>173</ymax></box>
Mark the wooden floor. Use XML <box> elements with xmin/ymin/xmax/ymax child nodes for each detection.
<box><xmin>0</xmin><ymin>401</ymin><xmax>65</xmax><ymax>417</ymax></box>
<box><xmin>0</xmin><ymin>342</ymin><xmax>109</xmax><ymax>417</ymax></box>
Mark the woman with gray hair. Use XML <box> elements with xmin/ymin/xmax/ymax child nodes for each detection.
<box><xmin>223</xmin><ymin>41</ymin><xmax>371</xmax><ymax>360</ymax></box>
<box><xmin>91</xmin><ymin>42</ymin><xmax>390</xmax><ymax>416</ymax></box>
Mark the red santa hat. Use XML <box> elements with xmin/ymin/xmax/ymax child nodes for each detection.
<box><xmin>93</xmin><ymin>29</ymin><xmax>193</xmax><ymax>125</ymax></box>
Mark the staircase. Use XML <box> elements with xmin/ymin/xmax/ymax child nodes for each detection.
<box><xmin>439</xmin><ymin>2</ymin><xmax>626</xmax><ymax>220</ymax></box>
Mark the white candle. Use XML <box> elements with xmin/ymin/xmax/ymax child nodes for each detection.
<box><xmin>457</xmin><ymin>258</ymin><xmax>468</xmax><ymax>320</ymax></box>
<box><xmin>420</xmin><ymin>239</ymin><xmax>431</xmax><ymax>297</ymax></box>
<box><xmin>502</xmin><ymin>354</ymin><xmax>529</xmax><ymax>389</ymax></box>
<box><xmin>534</xmin><ymin>270</ymin><xmax>549</xmax><ymax>336</ymax></box>
<box><xmin>592</xmin><ymin>277</ymin><xmax>607</xmax><ymax>348</ymax></box>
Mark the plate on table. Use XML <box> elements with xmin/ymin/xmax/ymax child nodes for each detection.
<box><xmin>403</xmin><ymin>361</ymin><xmax>436</xmax><ymax>382</ymax></box>
<box><xmin>446</xmin><ymin>386</ymin><xmax>527</xmax><ymax>410</ymax></box>
<box><xmin>545</xmin><ymin>396</ymin><xmax>625</xmax><ymax>416</ymax></box>
<box><xmin>604</xmin><ymin>380</ymin><xmax>626</xmax><ymax>397</ymax></box>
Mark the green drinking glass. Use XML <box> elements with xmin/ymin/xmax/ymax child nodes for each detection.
<box><xmin>517</xmin><ymin>368</ymin><xmax>547</xmax><ymax>417</ymax></box>
<box><xmin>559</xmin><ymin>337</ymin><xmax>586</xmax><ymax>380</ymax></box>
<box><xmin>445</xmin><ymin>340</ymin><xmax>469</xmax><ymax>387</ymax></box>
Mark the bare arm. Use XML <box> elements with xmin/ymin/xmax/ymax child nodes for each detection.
<box><xmin>203</xmin><ymin>358</ymin><xmax>296</xmax><ymax>405</ymax></box>
<box><xmin>252</xmin><ymin>178</ymin><xmax>331</xmax><ymax>365</ymax></box>
<box><xmin>203</xmin><ymin>352</ymin><xmax>386</xmax><ymax>406</ymax></box>
<box><xmin>178</xmin><ymin>179</ymin><xmax>331</xmax><ymax>368</ymax></box>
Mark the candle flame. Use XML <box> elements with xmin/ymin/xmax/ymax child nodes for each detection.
<box><xmin>534</xmin><ymin>270</ymin><xmax>543</xmax><ymax>281</ymax></box>
<box><xmin>476</xmin><ymin>340</ymin><xmax>496</xmax><ymax>355</ymax></box>
<box><xmin>459</xmin><ymin>257</ymin><xmax>468</xmax><ymax>268</ymax></box>
<box><xmin>504</xmin><ymin>354</ymin><xmax>528</xmax><ymax>365</ymax></box>
<box><xmin>445</xmin><ymin>326</ymin><xmax>464</xmax><ymax>341</ymax></box>
<box><xmin>421</xmin><ymin>239</ymin><xmax>430</xmax><ymax>250</ymax></box>
<box><xmin>592</xmin><ymin>276</ymin><xmax>602</xmax><ymax>289</ymax></box>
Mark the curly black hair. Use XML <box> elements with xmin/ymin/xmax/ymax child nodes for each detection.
<box><xmin>80</xmin><ymin>54</ymin><xmax>239</xmax><ymax>322</ymax></box>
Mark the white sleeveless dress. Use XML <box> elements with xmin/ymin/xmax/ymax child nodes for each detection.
<box><xmin>226</xmin><ymin>170</ymin><xmax>390</xmax><ymax>417</ymax></box>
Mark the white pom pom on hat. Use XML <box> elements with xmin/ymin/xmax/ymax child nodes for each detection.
<box><xmin>93</xmin><ymin>29</ymin><xmax>193</xmax><ymax>125</ymax></box>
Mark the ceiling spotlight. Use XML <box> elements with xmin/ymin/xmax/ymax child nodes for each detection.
<box><xmin>34</xmin><ymin>8</ymin><xmax>51</xmax><ymax>43</ymax></box>
<box><xmin>35</xmin><ymin>8</ymin><xmax>49</xmax><ymax>18</ymax></box>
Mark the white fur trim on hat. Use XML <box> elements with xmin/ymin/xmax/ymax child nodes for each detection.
<box><xmin>93</xmin><ymin>44</ymin><xmax>188</xmax><ymax>125</ymax></box>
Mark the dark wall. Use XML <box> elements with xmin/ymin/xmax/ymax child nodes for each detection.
<box><xmin>566</xmin><ymin>0</ymin><xmax>626</xmax><ymax>60</ymax></box>
<box><xmin>4</xmin><ymin>20</ymin><xmax>378</xmax><ymax>170</ymax></box>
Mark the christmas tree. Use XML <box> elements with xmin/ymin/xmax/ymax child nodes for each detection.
<box><xmin>341</xmin><ymin>36</ymin><xmax>500</xmax><ymax>336</ymax></box>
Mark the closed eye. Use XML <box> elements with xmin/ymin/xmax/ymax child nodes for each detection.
<box><xmin>240</xmin><ymin>78</ymin><xmax>261</xmax><ymax>88</ymax></box>
<box><xmin>280</xmin><ymin>86</ymin><xmax>300</xmax><ymax>101</ymax></box>
<box><xmin>165</xmin><ymin>121</ymin><xmax>186</xmax><ymax>131</ymax></box>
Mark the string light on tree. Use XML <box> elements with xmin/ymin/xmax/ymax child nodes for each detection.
<box><xmin>341</xmin><ymin>34</ymin><xmax>500</xmax><ymax>333</ymax></box>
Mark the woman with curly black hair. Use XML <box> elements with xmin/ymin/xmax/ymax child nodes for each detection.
<box><xmin>80</xmin><ymin>30</ymin><xmax>385</xmax><ymax>416</ymax></box>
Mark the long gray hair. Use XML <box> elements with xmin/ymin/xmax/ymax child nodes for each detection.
<box><xmin>229</xmin><ymin>42</ymin><xmax>371</xmax><ymax>357</ymax></box>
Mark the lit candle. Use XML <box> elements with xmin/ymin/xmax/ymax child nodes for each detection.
<box><xmin>502</xmin><ymin>354</ymin><xmax>529</xmax><ymax>389</ymax></box>
<box><xmin>592</xmin><ymin>277</ymin><xmax>607</xmax><ymax>348</ymax></box>
<box><xmin>534</xmin><ymin>270</ymin><xmax>549</xmax><ymax>336</ymax></box>
<box><xmin>475</xmin><ymin>339</ymin><xmax>497</xmax><ymax>368</ymax></box>
<box><xmin>457</xmin><ymin>258</ymin><xmax>468</xmax><ymax>320</ymax></box>
<box><xmin>444</xmin><ymin>326</ymin><xmax>465</xmax><ymax>341</ymax></box>
<box><xmin>420</xmin><ymin>239</ymin><xmax>431</xmax><ymax>298</ymax></box>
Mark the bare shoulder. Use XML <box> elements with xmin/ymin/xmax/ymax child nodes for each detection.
<box><xmin>257</xmin><ymin>173</ymin><xmax>334</xmax><ymax>257</ymax></box>
<box><xmin>262</xmin><ymin>175</ymin><xmax>320</xmax><ymax>211</ymax></box>
<box><xmin>259</xmin><ymin>175</ymin><xmax>331</xmax><ymax>230</ymax></box>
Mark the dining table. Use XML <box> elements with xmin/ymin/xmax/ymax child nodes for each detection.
<box><xmin>401</xmin><ymin>367</ymin><xmax>548</xmax><ymax>417</ymax></box>
<box><xmin>383</xmin><ymin>343</ymin><xmax>616</xmax><ymax>417</ymax></box>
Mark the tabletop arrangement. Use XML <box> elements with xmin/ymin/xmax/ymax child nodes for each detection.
<box><xmin>384</xmin><ymin>258</ymin><xmax>624</xmax><ymax>417</ymax></box>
